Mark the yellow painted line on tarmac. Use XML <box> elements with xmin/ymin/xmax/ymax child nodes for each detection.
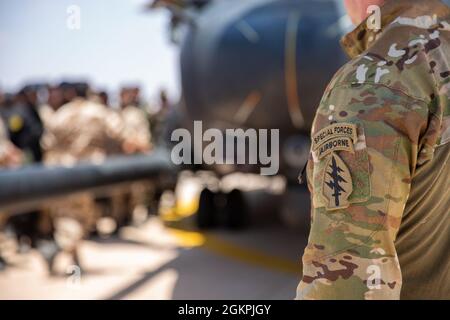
<box><xmin>167</xmin><ymin>228</ymin><xmax>206</xmax><ymax>247</ymax></box>
<box><xmin>167</xmin><ymin>228</ymin><xmax>302</xmax><ymax>276</ymax></box>
<box><xmin>162</xmin><ymin>195</ymin><xmax>302</xmax><ymax>275</ymax></box>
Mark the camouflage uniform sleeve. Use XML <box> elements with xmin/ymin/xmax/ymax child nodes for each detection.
<box><xmin>297</xmin><ymin>83</ymin><xmax>430</xmax><ymax>300</ymax></box>
<box><xmin>104</xmin><ymin>109</ymin><xmax>127</xmax><ymax>146</ymax></box>
<box><xmin>0</xmin><ymin>119</ymin><xmax>9</xmax><ymax>163</ymax></box>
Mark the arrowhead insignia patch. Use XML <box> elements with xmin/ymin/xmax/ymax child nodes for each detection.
<box><xmin>322</xmin><ymin>152</ymin><xmax>353</xmax><ymax>211</ymax></box>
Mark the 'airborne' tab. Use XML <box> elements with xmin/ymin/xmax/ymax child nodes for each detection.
<box><xmin>317</xmin><ymin>137</ymin><xmax>354</xmax><ymax>159</ymax></box>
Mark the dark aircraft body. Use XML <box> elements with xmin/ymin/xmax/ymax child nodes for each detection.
<box><xmin>174</xmin><ymin>0</ymin><xmax>349</xmax><ymax>180</ymax></box>
<box><xmin>153</xmin><ymin>0</ymin><xmax>350</xmax><ymax>228</ymax></box>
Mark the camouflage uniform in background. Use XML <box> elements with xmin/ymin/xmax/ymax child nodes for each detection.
<box><xmin>0</xmin><ymin>119</ymin><xmax>23</xmax><ymax>264</ymax></box>
<box><xmin>0</xmin><ymin>118</ymin><xmax>22</xmax><ymax>168</ymax></box>
<box><xmin>121</xmin><ymin>105</ymin><xmax>151</xmax><ymax>154</ymax></box>
<box><xmin>0</xmin><ymin>119</ymin><xmax>13</xmax><ymax>229</ymax></box>
<box><xmin>38</xmin><ymin>104</ymin><xmax>56</xmax><ymax>130</ymax></box>
<box><xmin>42</xmin><ymin>98</ymin><xmax>128</xmax><ymax>256</ymax></box>
<box><xmin>120</xmin><ymin>105</ymin><xmax>153</xmax><ymax>224</ymax></box>
<box><xmin>297</xmin><ymin>0</ymin><xmax>450</xmax><ymax>300</ymax></box>
<box><xmin>44</xmin><ymin>97</ymin><xmax>126</xmax><ymax>166</ymax></box>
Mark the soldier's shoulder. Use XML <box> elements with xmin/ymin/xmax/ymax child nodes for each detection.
<box><xmin>52</xmin><ymin>100</ymin><xmax>101</xmax><ymax>124</ymax></box>
<box><xmin>82</xmin><ymin>101</ymin><xmax>109</xmax><ymax>115</ymax></box>
<box><xmin>329</xmin><ymin>21</ymin><xmax>450</xmax><ymax>106</ymax></box>
<box><xmin>122</xmin><ymin>105</ymin><xmax>146</xmax><ymax>118</ymax></box>
<box><xmin>52</xmin><ymin>102</ymin><xmax>77</xmax><ymax>123</ymax></box>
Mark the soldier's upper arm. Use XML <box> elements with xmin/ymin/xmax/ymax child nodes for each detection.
<box><xmin>297</xmin><ymin>83</ymin><xmax>429</xmax><ymax>300</ymax></box>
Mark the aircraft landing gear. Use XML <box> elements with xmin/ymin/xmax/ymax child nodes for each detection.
<box><xmin>223</xmin><ymin>189</ymin><xmax>248</xmax><ymax>230</ymax></box>
<box><xmin>196</xmin><ymin>188</ymin><xmax>217</xmax><ymax>229</ymax></box>
<box><xmin>196</xmin><ymin>188</ymin><xmax>248</xmax><ymax>230</ymax></box>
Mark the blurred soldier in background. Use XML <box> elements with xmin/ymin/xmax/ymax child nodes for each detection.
<box><xmin>38</xmin><ymin>85</ymin><xmax>65</xmax><ymax>127</ymax></box>
<box><xmin>0</xmin><ymin>92</ymin><xmax>23</xmax><ymax>168</ymax></box>
<box><xmin>42</xmin><ymin>82</ymin><xmax>131</xmax><ymax>274</ymax></box>
<box><xmin>149</xmin><ymin>89</ymin><xmax>174</xmax><ymax>146</ymax></box>
<box><xmin>120</xmin><ymin>86</ymin><xmax>152</xmax><ymax>154</ymax></box>
<box><xmin>0</xmin><ymin>86</ymin><xmax>44</xmax><ymax>164</ymax></box>
<box><xmin>44</xmin><ymin>82</ymin><xmax>126</xmax><ymax>165</ymax></box>
<box><xmin>0</xmin><ymin>118</ymin><xmax>23</xmax><ymax>168</ymax></box>
<box><xmin>98</xmin><ymin>91</ymin><xmax>109</xmax><ymax>107</ymax></box>
<box><xmin>0</xmin><ymin>115</ymin><xmax>21</xmax><ymax>269</ymax></box>
<box><xmin>59</xmin><ymin>82</ymin><xmax>78</xmax><ymax>105</ymax></box>
<box><xmin>117</xmin><ymin>86</ymin><xmax>153</xmax><ymax>228</ymax></box>
<box><xmin>0</xmin><ymin>86</ymin><xmax>46</xmax><ymax>261</ymax></box>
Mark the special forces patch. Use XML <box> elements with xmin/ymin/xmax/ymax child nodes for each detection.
<box><xmin>322</xmin><ymin>153</ymin><xmax>353</xmax><ymax>210</ymax></box>
<box><xmin>312</xmin><ymin>123</ymin><xmax>358</xmax><ymax>211</ymax></box>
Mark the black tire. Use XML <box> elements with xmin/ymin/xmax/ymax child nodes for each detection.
<box><xmin>224</xmin><ymin>189</ymin><xmax>248</xmax><ymax>230</ymax></box>
<box><xmin>196</xmin><ymin>188</ymin><xmax>217</xmax><ymax>229</ymax></box>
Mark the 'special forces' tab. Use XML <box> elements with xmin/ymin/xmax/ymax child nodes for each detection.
<box><xmin>312</xmin><ymin>123</ymin><xmax>357</xmax><ymax>151</ymax></box>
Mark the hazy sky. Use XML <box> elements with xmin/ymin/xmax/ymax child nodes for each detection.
<box><xmin>0</xmin><ymin>0</ymin><xmax>180</xmax><ymax>102</ymax></box>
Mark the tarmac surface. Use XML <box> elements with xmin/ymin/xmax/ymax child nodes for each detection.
<box><xmin>0</xmin><ymin>215</ymin><xmax>308</xmax><ymax>300</ymax></box>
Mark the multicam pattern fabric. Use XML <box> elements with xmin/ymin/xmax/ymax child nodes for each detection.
<box><xmin>297</xmin><ymin>0</ymin><xmax>450</xmax><ymax>300</ymax></box>
<box><xmin>42</xmin><ymin>98</ymin><xmax>130</xmax><ymax>239</ymax></box>
<box><xmin>43</xmin><ymin>98</ymin><xmax>127</xmax><ymax>165</ymax></box>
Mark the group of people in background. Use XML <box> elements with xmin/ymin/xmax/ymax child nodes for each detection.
<box><xmin>0</xmin><ymin>82</ymin><xmax>172</xmax><ymax>167</ymax></box>
<box><xmin>0</xmin><ymin>82</ymin><xmax>172</xmax><ymax>274</ymax></box>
